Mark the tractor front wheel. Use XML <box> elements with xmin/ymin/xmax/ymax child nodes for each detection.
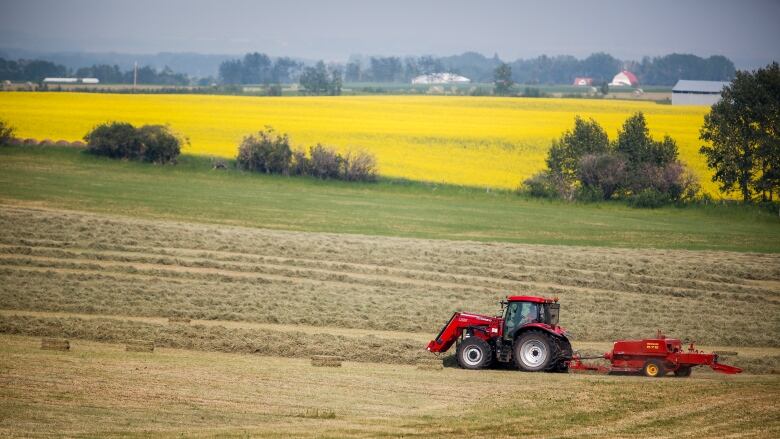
<box><xmin>514</xmin><ymin>331</ymin><xmax>553</xmax><ymax>372</ymax></box>
<box><xmin>643</xmin><ymin>360</ymin><xmax>666</xmax><ymax>378</ymax></box>
<box><xmin>456</xmin><ymin>337</ymin><xmax>492</xmax><ymax>370</ymax></box>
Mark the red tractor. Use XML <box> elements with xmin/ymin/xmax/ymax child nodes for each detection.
<box><xmin>427</xmin><ymin>296</ymin><xmax>572</xmax><ymax>371</ymax></box>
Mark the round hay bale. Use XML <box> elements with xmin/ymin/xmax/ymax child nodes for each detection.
<box><xmin>70</xmin><ymin>140</ymin><xmax>86</xmax><ymax>148</ymax></box>
<box><xmin>41</xmin><ymin>338</ymin><xmax>70</xmax><ymax>351</ymax></box>
<box><xmin>125</xmin><ymin>339</ymin><xmax>155</xmax><ymax>352</ymax></box>
<box><xmin>22</xmin><ymin>138</ymin><xmax>37</xmax><ymax>145</ymax></box>
<box><xmin>311</xmin><ymin>355</ymin><xmax>342</xmax><ymax>367</ymax></box>
<box><xmin>54</xmin><ymin>140</ymin><xmax>71</xmax><ymax>147</ymax></box>
<box><xmin>38</xmin><ymin>139</ymin><xmax>54</xmax><ymax>146</ymax></box>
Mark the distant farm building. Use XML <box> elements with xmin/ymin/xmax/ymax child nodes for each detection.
<box><xmin>672</xmin><ymin>80</ymin><xmax>729</xmax><ymax>106</ymax></box>
<box><xmin>411</xmin><ymin>73</ymin><xmax>470</xmax><ymax>85</ymax></box>
<box><xmin>43</xmin><ymin>77</ymin><xmax>100</xmax><ymax>84</ymax></box>
<box><xmin>609</xmin><ymin>70</ymin><xmax>639</xmax><ymax>87</ymax></box>
<box><xmin>573</xmin><ymin>77</ymin><xmax>593</xmax><ymax>86</ymax></box>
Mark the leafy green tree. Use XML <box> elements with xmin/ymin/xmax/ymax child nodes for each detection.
<box><xmin>299</xmin><ymin>62</ymin><xmax>329</xmax><ymax>94</ymax></box>
<box><xmin>546</xmin><ymin>117</ymin><xmax>611</xmax><ymax>181</ymax></box>
<box><xmin>0</xmin><ymin>119</ymin><xmax>16</xmax><ymax>146</ymax></box>
<box><xmin>700</xmin><ymin>62</ymin><xmax>780</xmax><ymax>202</ymax></box>
<box><xmin>615</xmin><ymin>112</ymin><xmax>678</xmax><ymax>170</ymax></box>
<box><xmin>299</xmin><ymin>61</ymin><xmax>341</xmax><ymax>95</ymax></box>
<box><xmin>493</xmin><ymin>63</ymin><xmax>514</xmax><ymax>95</ymax></box>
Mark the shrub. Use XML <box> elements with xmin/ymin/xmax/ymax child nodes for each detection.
<box><xmin>629</xmin><ymin>188</ymin><xmax>670</xmax><ymax>208</ymax></box>
<box><xmin>138</xmin><ymin>125</ymin><xmax>183</xmax><ymax>164</ymax></box>
<box><xmin>84</xmin><ymin>122</ymin><xmax>182</xmax><ymax>164</ymax></box>
<box><xmin>267</xmin><ymin>84</ymin><xmax>282</xmax><ymax>96</ymax></box>
<box><xmin>84</xmin><ymin>122</ymin><xmax>143</xmax><ymax>160</ymax></box>
<box><xmin>521</xmin><ymin>172</ymin><xmax>561</xmax><ymax>199</ymax></box>
<box><xmin>236</xmin><ymin>127</ymin><xmax>292</xmax><ymax>174</ymax></box>
<box><xmin>574</xmin><ymin>185</ymin><xmax>605</xmax><ymax>202</ymax></box>
<box><xmin>308</xmin><ymin>144</ymin><xmax>342</xmax><ymax>179</ymax></box>
<box><xmin>577</xmin><ymin>153</ymin><xmax>627</xmax><ymax>200</ymax></box>
<box><xmin>289</xmin><ymin>149</ymin><xmax>310</xmax><ymax>176</ymax></box>
<box><xmin>0</xmin><ymin>119</ymin><xmax>16</xmax><ymax>146</ymax></box>
<box><xmin>341</xmin><ymin>150</ymin><xmax>377</xmax><ymax>182</ymax></box>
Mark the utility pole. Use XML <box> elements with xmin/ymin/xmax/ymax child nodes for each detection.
<box><xmin>133</xmin><ymin>62</ymin><xmax>138</xmax><ymax>91</ymax></box>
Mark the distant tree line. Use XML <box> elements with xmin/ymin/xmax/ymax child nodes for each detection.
<box><xmin>75</xmin><ymin>64</ymin><xmax>188</xmax><ymax>85</ymax></box>
<box><xmin>217</xmin><ymin>51</ymin><xmax>734</xmax><ymax>87</ymax></box>
<box><xmin>218</xmin><ymin>53</ymin><xmax>303</xmax><ymax>84</ymax></box>
<box><xmin>4</xmin><ymin>51</ymin><xmax>736</xmax><ymax>87</ymax></box>
<box><xmin>0</xmin><ymin>56</ymin><xmax>190</xmax><ymax>85</ymax></box>
<box><xmin>0</xmin><ymin>58</ymin><xmax>68</xmax><ymax>82</ymax></box>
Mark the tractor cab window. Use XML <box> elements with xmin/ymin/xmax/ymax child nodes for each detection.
<box><xmin>504</xmin><ymin>301</ymin><xmax>540</xmax><ymax>337</ymax></box>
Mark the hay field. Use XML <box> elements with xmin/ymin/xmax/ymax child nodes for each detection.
<box><xmin>1</xmin><ymin>206</ymin><xmax>778</xmax><ymax>370</ymax></box>
<box><xmin>0</xmin><ymin>92</ymin><xmax>714</xmax><ymax>192</ymax></box>
<box><xmin>1</xmin><ymin>335</ymin><xmax>778</xmax><ymax>438</ymax></box>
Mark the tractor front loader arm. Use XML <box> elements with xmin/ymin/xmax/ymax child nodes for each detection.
<box><xmin>427</xmin><ymin>312</ymin><xmax>495</xmax><ymax>353</ymax></box>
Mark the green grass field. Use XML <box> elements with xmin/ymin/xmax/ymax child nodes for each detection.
<box><xmin>0</xmin><ymin>146</ymin><xmax>778</xmax><ymax>252</ymax></box>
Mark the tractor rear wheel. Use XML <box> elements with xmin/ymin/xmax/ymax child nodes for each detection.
<box><xmin>456</xmin><ymin>337</ymin><xmax>492</xmax><ymax>370</ymax></box>
<box><xmin>643</xmin><ymin>360</ymin><xmax>666</xmax><ymax>378</ymax></box>
<box><xmin>674</xmin><ymin>367</ymin><xmax>692</xmax><ymax>377</ymax></box>
<box><xmin>514</xmin><ymin>331</ymin><xmax>554</xmax><ymax>372</ymax></box>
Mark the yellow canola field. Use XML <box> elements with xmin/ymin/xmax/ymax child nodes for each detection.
<box><xmin>0</xmin><ymin>92</ymin><xmax>714</xmax><ymax>192</ymax></box>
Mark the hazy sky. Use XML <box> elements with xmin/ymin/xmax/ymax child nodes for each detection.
<box><xmin>2</xmin><ymin>0</ymin><xmax>778</xmax><ymax>66</ymax></box>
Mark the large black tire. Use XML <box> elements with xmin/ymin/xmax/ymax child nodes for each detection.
<box><xmin>456</xmin><ymin>337</ymin><xmax>492</xmax><ymax>370</ymax></box>
<box><xmin>514</xmin><ymin>331</ymin><xmax>554</xmax><ymax>372</ymax></box>
<box><xmin>643</xmin><ymin>359</ymin><xmax>666</xmax><ymax>378</ymax></box>
<box><xmin>674</xmin><ymin>366</ymin><xmax>692</xmax><ymax>377</ymax></box>
<box><xmin>551</xmin><ymin>336</ymin><xmax>573</xmax><ymax>372</ymax></box>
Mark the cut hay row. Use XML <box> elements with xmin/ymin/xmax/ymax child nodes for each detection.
<box><xmin>40</xmin><ymin>337</ymin><xmax>69</xmax><ymax>350</ymax></box>
<box><xmin>0</xmin><ymin>207</ymin><xmax>778</xmax><ymax>349</ymax></box>
<box><xmin>311</xmin><ymin>355</ymin><xmax>343</xmax><ymax>367</ymax></box>
<box><xmin>125</xmin><ymin>339</ymin><xmax>155</xmax><ymax>352</ymax></box>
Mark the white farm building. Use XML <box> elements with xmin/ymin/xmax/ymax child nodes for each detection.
<box><xmin>672</xmin><ymin>80</ymin><xmax>729</xmax><ymax>106</ymax></box>
<box><xmin>411</xmin><ymin>73</ymin><xmax>470</xmax><ymax>85</ymax></box>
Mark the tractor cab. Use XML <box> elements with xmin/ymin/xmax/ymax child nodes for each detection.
<box><xmin>502</xmin><ymin>296</ymin><xmax>560</xmax><ymax>340</ymax></box>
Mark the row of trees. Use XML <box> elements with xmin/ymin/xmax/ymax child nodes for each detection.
<box><xmin>0</xmin><ymin>56</ymin><xmax>190</xmax><ymax>85</ymax></box>
<box><xmin>75</xmin><ymin>64</ymin><xmax>188</xmax><ymax>85</ymax></box>
<box><xmin>0</xmin><ymin>58</ymin><xmax>67</xmax><ymax>82</ymax></box>
<box><xmin>218</xmin><ymin>53</ymin><xmax>303</xmax><ymax>84</ymax></box>
<box><xmin>523</xmin><ymin>113</ymin><xmax>699</xmax><ymax>207</ymax></box>
<box><xmin>70</xmin><ymin>122</ymin><xmax>378</xmax><ymax>182</ymax></box>
<box><xmin>216</xmin><ymin>51</ymin><xmax>735</xmax><ymax>86</ymax></box>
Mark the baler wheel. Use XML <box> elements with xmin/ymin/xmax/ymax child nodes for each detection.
<box><xmin>643</xmin><ymin>360</ymin><xmax>666</xmax><ymax>378</ymax></box>
<box><xmin>674</xmin><ymin>367</ymin><xmax>692</xmax><ymax>377</ymax></box>
<box><xmin>514</xmin><ymin>331</ymin><xmax>553</xmax><ymax>372</ymax></box>
<box><xmin>456</xmin><ymin>337</ymin><xmax>492</xmax><ymax>370</ymax></box>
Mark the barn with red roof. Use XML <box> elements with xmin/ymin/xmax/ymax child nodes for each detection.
<box><xmin>609</xmin><ymin>70</ymin><xmax>639</xmax><ymax>87</ymax></box>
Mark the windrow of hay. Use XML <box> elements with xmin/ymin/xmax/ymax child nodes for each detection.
<box><xmin>125</xmin><ymin>339</ymin><xmax>155</xmax><ymax>352</ymax></box>
<box><xmin>311</xmin><ymin>355</ymin><xmax>342</xmax><ymax>367</ymax></box>
<box><xmin>40</xmin><ymin>337</ymin><xmax>69</xmax><ymax>350</ymax></box>
<box><xmin>0</xmin><ymin>207</ymin><xmax>777</xmax><ymax>347</ymax></box>
<box><xmin>168</xmin><ymin>317</ymin><xmax>191</xmax><ymax>325</ymax></box>
<box><xmin>0</xmin><ymin>314</ymin><xmax>430</xmax><ymax>365</ymax></box>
